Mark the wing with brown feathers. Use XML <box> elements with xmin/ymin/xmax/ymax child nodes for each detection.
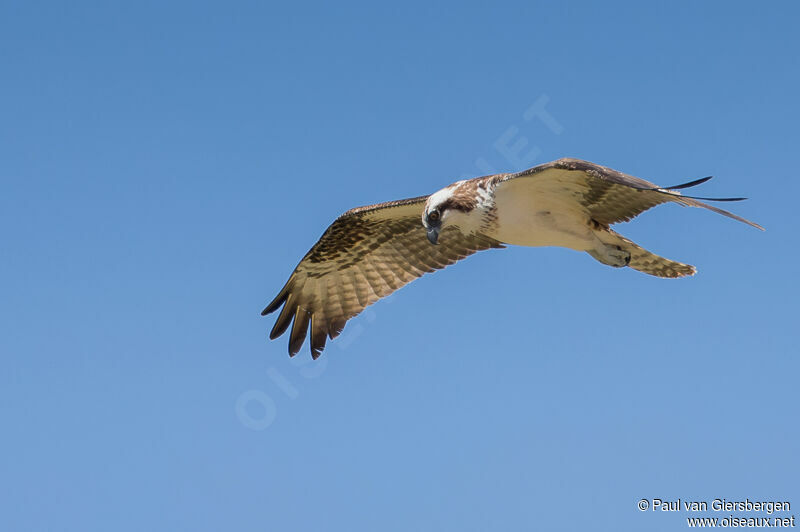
<box><xmin>262</xmin><ymin>196</ymin><xmax>504</xmax><ymax>359</ymax></box>
<box><xmin>501</xmin><ymin>158</ymin><xmax>763</xmax><ymax>229</ymax></box>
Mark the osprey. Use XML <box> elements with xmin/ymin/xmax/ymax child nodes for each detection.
<box><xmin>263</xmin><ymin>158</ymin><xmax>762</xmax><ymax>359</ymax></box>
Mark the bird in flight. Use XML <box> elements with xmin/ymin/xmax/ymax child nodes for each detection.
<box><xmin>263</xmin><ymin>158</ymin><xmax>762</xmax><ymax>359</ymax></box>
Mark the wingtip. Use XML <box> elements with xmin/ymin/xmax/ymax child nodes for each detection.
<box><xmin>262</xmin><ymin>288</ymin><xmax>290</xmax><ymax>316</ymax></box>
<box><xmin>665</xmin><ymin>175</ymin><xmax>714</xmax><ymax>190</ymax></box>
<box><xmin>288</xmin><ymin>338</ymin><xmax>302</xmax><ymax>357</ymax></box>
<box><xmin>738</xmin><ymin>218</ymin><xmax>765</xmax><ymax>231</ymax></box>
<box><xmin>288</xmin><ymin>341</ymin><xmax>304</xmax><ymax>358</ymax></box>
<box><xmin>681</xmin><ymin>195</ymin><xmax>748</xmax><ymax>202</ymax></box>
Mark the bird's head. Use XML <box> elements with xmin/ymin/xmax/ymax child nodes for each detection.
<box><xmin>421</xmin><ymin>183</ymin><xmax>477</xmax><ymax>245</ymax></box>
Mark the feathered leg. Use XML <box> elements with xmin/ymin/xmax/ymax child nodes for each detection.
<box><xmin>589</xmin><ymin>228</ymin><xmax>696</xmax><ymax>278</ymax></box>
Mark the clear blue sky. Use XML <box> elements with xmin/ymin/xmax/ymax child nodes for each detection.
<box><xmin>2</xmin><ymin>1</ymin><xmax>798</xmax><ymax>531</ymax></box>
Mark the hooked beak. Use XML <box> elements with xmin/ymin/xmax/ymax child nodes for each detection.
<box><xmin>427</xmin><ymin>226</ymin><xmax>440</xmax><ymax>245</ymax></box>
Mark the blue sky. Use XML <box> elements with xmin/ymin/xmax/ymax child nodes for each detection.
<box><xmin>1</xmin><ymin>1</ymin><xmax>798</xmax><ymax>531</ymax></box>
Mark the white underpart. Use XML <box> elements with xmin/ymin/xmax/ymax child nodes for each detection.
<box><xmin>484</xmin><ymin>175</ymin><xmax>597</xmax><ymax>251</ymax></box>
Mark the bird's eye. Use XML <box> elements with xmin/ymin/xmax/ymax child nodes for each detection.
<box><xmin>428</xmin><ymin>210</ymin><xmax>440</xmax><ymax>222</ymax></box>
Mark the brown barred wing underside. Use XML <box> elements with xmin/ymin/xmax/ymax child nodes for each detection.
<box><xmin>262</xmin><ymin>196</ymin><xmax>504</xmax><ymax>359</ymax></box>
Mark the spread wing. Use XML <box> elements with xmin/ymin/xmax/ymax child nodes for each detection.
<box><xmin>499</xmin><ymin>158</ymin><xmax>763</xmax><ymax>229</ymax></box>
<box><xmin>262</xmin><ymin>196</ymin><xmax>504</xmax><ymax>359</ymax></box>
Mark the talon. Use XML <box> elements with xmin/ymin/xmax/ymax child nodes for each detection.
<box><xmin>588</xmin><ymin>244</ymin><xmax>631</xmax><ymax>268</ymax></box>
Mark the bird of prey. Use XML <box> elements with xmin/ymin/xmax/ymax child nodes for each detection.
<box><xmin>263</xmin><ymin>158</ymin><xmax>762</xmax><ymax>359</ymax></box>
